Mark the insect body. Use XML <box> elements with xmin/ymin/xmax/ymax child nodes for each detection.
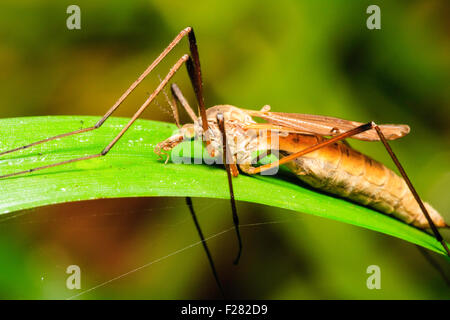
<box><xmin>279</xmin><ymin>134</ymin><xmax>444</xmax><ymax>228</ymax></box>
<box><xmin>155</xmin><ymin>104</ymin><xmax>446</xmax><ymax>229</ymax></box>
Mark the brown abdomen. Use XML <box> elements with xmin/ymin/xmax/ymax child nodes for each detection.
<box><xmin>278</xmin><ymin>134</ymin><xmax>445</xmax><ymax>228</ymax></box>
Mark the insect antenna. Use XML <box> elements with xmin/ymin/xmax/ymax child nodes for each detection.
<box><xmin>156</xmin><ymin>75</ymin><xmax>181</xmax><ymax>128</ymax></box>
<box><xmin>185</xmin><ymin>197</ymin><xmax>225</xmax><ymax>298</ymax></box>
<box><xmin>217</xmin><ymin>113</ymin><xmax>242</xmax><ymax>265</ymax></box>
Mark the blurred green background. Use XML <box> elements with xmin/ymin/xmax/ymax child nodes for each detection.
<box><xmin>0</xmin><ymin>0</ymin><xmax>449</xmax><ymax>299</ymax></box>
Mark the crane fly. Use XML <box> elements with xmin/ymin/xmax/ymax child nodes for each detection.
<box><xmin>156</xmin><ymin>103</ymin><xmax>446</xmax><ymax>231</ymax></box>
<box><xmin>0</xmin><ymin>27</ymin><xmax>448</xmax><ymax>296</ymax></box>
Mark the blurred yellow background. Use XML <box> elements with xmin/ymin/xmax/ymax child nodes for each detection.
<box><xmin>0</xmin><ymin>0</ymin><xmax>449</xmax><ymax>299</ymax></box>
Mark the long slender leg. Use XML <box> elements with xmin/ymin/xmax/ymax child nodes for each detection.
<box><xmin>241</xmin><ymin>121</ymin><xmax>450</xmax><ymax>256</ymax></box>
<box><xmin>0</xmin><ymin>27</ymin><xmax>194</xmax><ymax>158</ymax></box>
<box><xmin>0</xmin><ymin>55</ymin><xmax>190</xmax><ymax>179</ymax></box>
<box><xmin>373</xmin><ymin>125</ymin><xmax>450</xmax><ymax>256</ymax></box>
<box><xmin>175</xmin><ymin>33</ymin><xmax>245</xmax><ymax>265</ymax></box>
<box><xmin>0</xmin><ymin>127</ymin><xmax>96</xmax><ymax>157</ymax></box>
<box><xmin>166</xmin><ymin>84</ymin><xmax>228</xmax><ymax>292</ymax></box>
<box><xmin>1</xmin><ymin>28</ymin><xmax>228</xmax><ymax>294</ymax></box>
<box><xmin>185</xmin><ymin>197</ymin><xmax>225</xmax><ymax>297</ymax></box>
<box><xmin>217</xmin><ymin>113</ymin><xmax>242</xmax><ymax>265</ymax></box>
<box><xmin>170</xmin><ymin>83</ymin><xmax>197</xmax><ymax>122</ymax></box>
<box><xmin>184</xmin><ymin>32</ymin><xmax>208</xmax><ymax>134</ymax></box>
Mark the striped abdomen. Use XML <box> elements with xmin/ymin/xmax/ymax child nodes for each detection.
<box><xmin>278</xmin><ymin>133</ymin><xmax>446</xmax><ymax>228</ymax></box>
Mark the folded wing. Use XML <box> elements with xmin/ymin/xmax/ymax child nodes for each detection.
<box><xmin>244</xmin><ymin>110</ymin><xmax>410</xmax><ymax>141</ymax></box>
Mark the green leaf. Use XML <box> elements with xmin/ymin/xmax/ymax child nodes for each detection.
<box><xmin>0</xmin><ymin>116</ymin><xmax>448</xmax><ymax>257</ymax></box>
